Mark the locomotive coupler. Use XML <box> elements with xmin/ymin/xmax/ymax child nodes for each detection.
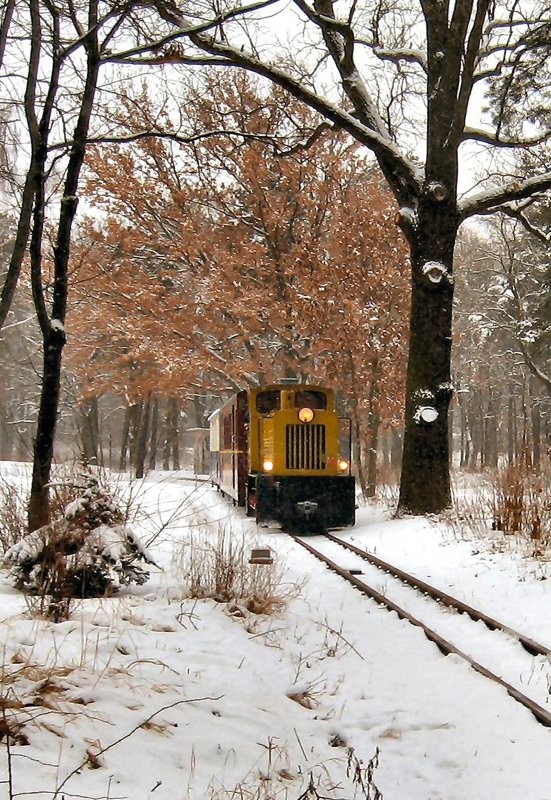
<box><xmin>296</xmin><ymin>500</ymin><xmax>319</xmax><ymax>518</ymax></box>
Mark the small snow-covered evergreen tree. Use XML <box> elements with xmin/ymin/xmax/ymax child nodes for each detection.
<box><xmin>4</xmin><ymin>475</ymin><xmax>154</xmax><ymax>618</ymax></box>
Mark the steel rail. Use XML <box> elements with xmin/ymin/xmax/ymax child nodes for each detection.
<box><xmin>291</xmin><ymin>534</ymin><xmax>551</xmax><ymax>728</ymax></box>
<box><xmin>324</xmin><ymin>532</ymin><xmax>551</xmax><ymax>659</ymax></box>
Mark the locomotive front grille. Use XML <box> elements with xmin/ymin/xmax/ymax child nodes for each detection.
<box><xmin>286</xmin><ymin>424</ymin><xmax>326</xmax><ymax>470</ymax></box>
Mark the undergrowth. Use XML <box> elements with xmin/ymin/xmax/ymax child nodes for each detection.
<box><xmin>451</xmin><ymin>464</ymin><xmax>551</xmax><ymax>556</ymax></box>
<box><xmin>1</xmin><ymin>470</ymin><xmax>154</xmax><ymax>621</ymax></box>
<box><xmin>174</xmin><ymin>524</ymin><xmax>300</xmax><ymax>615</ymax></box>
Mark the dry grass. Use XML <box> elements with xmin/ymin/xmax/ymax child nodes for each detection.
<box><xmin>0</xmin><ymin>659</ymin><xmax>83</xmax><ymax>753</ymax></box>
<box><xmin>451</xmin><ymin>465</ymin><xmax>551</xmax><ymax>557</ymax></box>
<box><xmin>173</xmin><ymin>524</ymin><xmax>300</xmax><ymax>615</ymax></box>
<box><xmin>0</xmin><ymin>477</ymin><xmax>28</xmax><ymax>555</ymax></box>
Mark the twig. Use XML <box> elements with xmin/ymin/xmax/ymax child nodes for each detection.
<box><xmin>294</xmin><ymin>727</ymin><xmax>308</xmax><ymax>760</ymax></box>
<box><xmin>247</xmin><ymin>626</ymin><xmax>286</xmax><ymax>639</ymax></box>
<box><xmin>321</xmin><ymin>621</ymin><xmax>365</xmax><ymax>660</ymax></box>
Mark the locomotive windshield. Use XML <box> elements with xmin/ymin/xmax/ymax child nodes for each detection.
<box><xmin>256</xmin><ymin>390</ymin><xmax>281</xmax><ymax>413</ymax></box>
<box><xmin>294</xmin><ymin>390</ymin><xmax>327</xmax><ymax>410</ymax></box>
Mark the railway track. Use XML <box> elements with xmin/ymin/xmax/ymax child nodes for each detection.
<box><xmin>290</xmin><ymin>532</ymin><xmax>551</xmax><ymax>728</ymax></box>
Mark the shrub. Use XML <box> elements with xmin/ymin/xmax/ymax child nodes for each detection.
<box><xmin>4</xmin><ymin>474</ymin><xmax>155</xmax><ymax>620</ymax></box>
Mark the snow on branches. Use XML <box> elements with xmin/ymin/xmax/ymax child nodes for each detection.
<box><xmin>4</xmin><ymin>475</ymin><xmax>155</xmax><ymax>619</ymax></box>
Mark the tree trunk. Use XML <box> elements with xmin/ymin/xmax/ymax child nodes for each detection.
<box><xmin>484</xmin><ymin>411</ymin><xmax>498</xmax><ymax>469</ymax></box>
<box><xmin>119</xmin><ymin>404</ymin><xmax>132</xmax><ymax>472</ymax></box>
<box><xmin>171</xmin><ymin>402</ymin><xmax>180</xmax><ymax>470</ymax></box>
<box><xmin>467</xmin><ymin>393</ymin><xmax>482</xmax><ymax>469</ymax></box>
<box><xmin>27</xmin><ymin>6</ymin><xmax>100</xmax><ymax>531</ymax></box>
<box><xmin>457</xmin><ymin>387</ymin><xmax>468</xmax><ymax>468</ymax></box>
<box><xmin>530</xmin><ymin>378</ymin><xmax>541</xmax><ymax>472</ymax></box>
<box><xmin>148</xmin><ymin>396</ymin><xmax>159</xmax><ymax>471</ymax></box>
<box><xmin>79</xmin><ymin>395</ymin><xmax>101</xmax><ymax>466</ymax></box>
<box><xmin>135</xmin><ymin>393</ymin><xmax>152</xmax><ymax>479</ymax></box>
<box><xmin>0</xmin><ymin>407</ymin><xmax>13</xmax><ymax>460</ymax></box>
<box><xmin>365</xmin><ymin>357</ymin><xmax>381</xmax><ymax>497</ymax></box>
<box><xmin>507</xmin><ymin>389</ymin><xmax>516</xmax><ymax>466</ymax></box>
<box><xmin>352</xmin><ymin>411</ymin><xmax>368</xmax><ymax>498</ymax></box>
<box><xmin>163</xmin><ymin>397</ymin><xmax>180</xmax><ymax>470</ymax></box>
<box><xmin>532</xmin><ymin>399</ymin><xmax>541</xmax><ymax>473</ymax></box>
<box><xmin>448</xmin><ymin>399</ymin><xmax>454</xmax><ymax>467</ymax></box>
<box><xmin>390</xmin><ymin>428</ymin><xmax>403</xmax><ymax>472</ymax></box>
<box><xmin>398</xmin><ymin>200</ymin><xmax>457</xmax><ymax>514</ymax></box>
<box><xmin>366</xmin><ymin>413</ymin><xmax>380</xmax><ymax>498</ymax></box>
<box><xmin>28</xmin><ymin>327</ymin><xmax>65</xmax><ymax>530</ymax></box>
<box><xmin>128</xmin><ymin>402</ymin><xmax>142</xmax><ymax>470</ymax></box>
<box><xmin>521</xmin><ymin>383</ymin><xmax>531</xmax><ymax>468</ymax></box>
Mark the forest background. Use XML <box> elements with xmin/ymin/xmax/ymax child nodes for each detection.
<box><xmin>0</xmin><ymin>0</ymin><xmax>550</xmax><ymax>530</ymax></box>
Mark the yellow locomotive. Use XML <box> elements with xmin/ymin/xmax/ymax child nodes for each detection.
<box><xmin>209</xmin><ymin>384</ymin><xmax>355</xmax><ymax>531</ymax></box>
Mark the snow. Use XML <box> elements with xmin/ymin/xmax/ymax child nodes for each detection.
<box><xmin>398</xmin><ymin>206</ymin><xmax>417</xmax><ymax>227</ymax></box>
<box><xmin>422</xmin><ymin>260</ymin><xmax>452</xmax><ymax>284</ymax></box>
<box><xmin>414</xmin><ymin>405</ymin><xmax>439</xmax><ymax>423</ymax></box>
<box><xmin>3</xmin><ymin>465</ymin><xmax>551</xmax><ymax>799</ymax></box>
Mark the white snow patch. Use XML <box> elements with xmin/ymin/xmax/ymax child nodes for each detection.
<box><xmin>399</xmin><ymin>206</ymin><xmax>418</xmax><ymax>226</ymax></box>
<box><xmin>414</xmin><ymin>405</ymin><xmax>439</xmax><ymax>423</ymax></box>
<box><xmin>3</xmin><ymin>466</ymin><xmax>551</xmax><ymax>799</ymax></box>
<box><xmin>422</xmin><ymin>261</ymin><xmax>452</xmax><ymax>284</ymax></box>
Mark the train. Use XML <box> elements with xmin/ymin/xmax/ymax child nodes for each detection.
<box><xmin>209</xmin><ymin>383</ymin><xmax>355</xmax><ymax>531</ymax></box>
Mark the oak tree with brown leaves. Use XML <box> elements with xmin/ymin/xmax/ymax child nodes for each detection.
<box><xmin>106</xmin><ymin>0</ymin><xmax>551</xmax><ymax>515</ymax></box>
<box><xmin>68</xmin><ymin>75</ymin><xmax>410</xmax><ymax>490</ymax></box>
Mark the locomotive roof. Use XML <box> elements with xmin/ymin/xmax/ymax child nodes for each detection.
<box><xmin>250</xmin><ymin>383</ymin><xmax>332</xmax><ymax>392</ymax></box>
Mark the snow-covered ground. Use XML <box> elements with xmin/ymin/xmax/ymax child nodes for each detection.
<box><xmin>2</xmin><ymin>463</ymin><xmax>551</xmax><ymax>800</ymax></box>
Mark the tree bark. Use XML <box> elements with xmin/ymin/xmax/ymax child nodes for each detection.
<box><xmin>390</xmin><ymin>428</ymin><xmax>403</xmax><ymax>472</ymax></box>
<box><xmin>28</xmin><ymin>3</ymin><xmax>100</xmax><ymax>531</ymax></box>
<box><xmin>352</xmin><ymin>411</ymin><xmax>368</xmax><ymax>499</ymax></box>
<box><xmin>79</xmin><ymin>395</ymin><xmax>101</xmax><ymax>466</ymax></box>
<box><xmin>162</xmin><ymin>397</ymin><xmax>180</xmax><ymax>470</ymax></box>
<box><xmin>0</xmin><ymin>407</ymin><xmax>13</xmax><ymax>460</ymax></box>
<box><xmin>135</xmin><ymin>393</ymin><xmax>152</xmax><ymax>479</ymax></box>
<box><xmin>483</xmin><ymin>389</ymin><xmax>498</xmax><ymax>469</ymax></box>
<box><xmin>119</xmin><ymin>405</ymin><xmax>130</xmax><ymax>472</ymax></box>
<box><xmin>507</xmin><ymin>388</ymin><xmax>516</xmax><ymax>465</ymax></box>
<box><xmin>532</xmin><ymin>399</ymin><xmax>541</xmax><ymax>472</ymax></box>
<box><xmin>28</xmin><ymin>327</ymin><xmax>66</xmax><ymax>529</ymax></box>
<box><xmin>398</xmin><ymin>199</ymin><xmax>457</xmax><ymax>514</ymax></box>
<box><xmin>148</xmin><ymin>395</ymin><xmax>160</xmax><ymax>470</ymax></box>
<box><xmin>365</xmin><ymin>357</ymin><xmax>381</xmax><ymax>497</ymax></box>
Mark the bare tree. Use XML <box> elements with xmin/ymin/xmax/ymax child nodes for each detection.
<box><xmin>106</xmin><ymin>0</ymin><xmax>551</xmax><ymax>514</ymax></box>
<box><xmin>0</xmin><ymin>0</ymin><xmax>135</xmax><ymax>529</ymax></box>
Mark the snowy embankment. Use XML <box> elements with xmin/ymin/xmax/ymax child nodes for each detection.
<box><xmin>2</xmin><ymin>464</ymin><xmax>551</xmax><ymax>800</ymax></box>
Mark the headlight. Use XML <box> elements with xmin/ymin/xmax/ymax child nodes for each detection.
<box><xmin>338</xmin><ymin>459</ymin><xmax>349</xmax><ymax>472</ymax></box>
<box><xmin>262</xmin><ymin>459</ymin><xmax>274</xmax><ymax>472</ymax></box>
<box><xmin>298</xmin><ymin>407</ymin><xmax>314</xmax><ymax>423</ymax></box>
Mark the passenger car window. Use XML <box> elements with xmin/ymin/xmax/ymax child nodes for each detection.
<box><xmin>256</xmin><ymin>390</ymin><xmax>281</xmax><ymax>413</ymax></box>
<box><xmin>294</xmin><ymin>391</ymin><xmax>327</xmax><ymax>410</ymax></box>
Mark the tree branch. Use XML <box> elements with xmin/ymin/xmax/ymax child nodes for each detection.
<box><xmin>367</xmin><ymin>44</ymin><xmax>427</xmax><ymax>73</ymax></box>
<box><xmin>499</xmin><ymin>204</ymin><xmax>551</xmax><ymax>243</ymax></box>
<box><xmin>462</xmin><ymin>126</ymin><xmax>551</xmax><ymax>148</ymax></box>
<box><xmin>459</xmin><ymin>173</ymin><xmax>551</xmax><ymax>220</ymax></box>
<box><xmin>144</xmin><ymin>0</ymin><xmax>421</xmax><ymax>205</ymax></box>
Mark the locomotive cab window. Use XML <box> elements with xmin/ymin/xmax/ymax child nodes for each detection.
<box><xmin>256</xmin><ymin>390</ymin><xmax>281</xmax><ymax>413</ymax></box>
<box><xmin>294</xmin><ymin>391</ymin><xmax>327</xmax><ymax>410</ymax></box>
